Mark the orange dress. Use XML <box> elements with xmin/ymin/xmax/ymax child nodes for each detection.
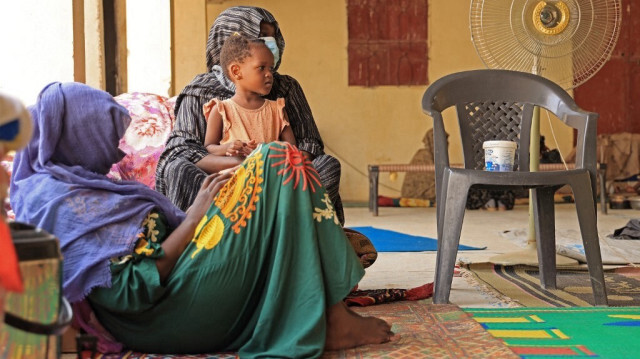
<box><xmin>203</xmin><ymin>98</ymin><xmax>289</xmax><ymax>144</ymax></box>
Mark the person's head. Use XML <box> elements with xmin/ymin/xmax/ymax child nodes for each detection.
<box><xmin>207</xmin><ymin>6</ymin><xmax>285</xmax><ymax>72</ymax></box>
<box><xmin>29</xmin><ymin>82</ymin><xmax>130</xmax><ymax>174</ymax></box>
<box><xmin>221</xmin><ymin>34</ymin><xmax>274</xmax><ymax>96</ymax></box>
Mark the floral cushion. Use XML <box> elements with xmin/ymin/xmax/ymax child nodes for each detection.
<box><xmin>1</xmin><ymin>153</ymin><xmax>14</xmax><ymax>220</ymax></box>
<box><xmin>108</xmin><ymin>93</ymin><xmax>177</xmax><ymax>189</ymax></box>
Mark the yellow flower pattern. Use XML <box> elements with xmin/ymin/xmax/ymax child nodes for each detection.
<box><xmin>141</xmin><ymin>212</ymin><xmax>160</xmax><ymax>243</ymax></box>
<box><xmin>134</xmin><ymin>212</ymin><xmax>160</xmax><ymax>256</ymax></box>
<box><xmin>313</xmin><ymin>193</ymin><xmax>340</xmax><ymax>225</ymax></box>
<box><xmin>134</xmin><ymin>238</ymin><xmax>154</xmax><ymax>256</ymax></box>
<box><xmin>191</xmin><ymin>214</ymin><xmax>225</xmax><ymax>258</ymax></box>
<box><xmin>214</xmin><ymin>151</ymin><xmax>264</xmax><ymax>234</ymax></box>
<box><xmin>185</xmin><ymin>151</ymin><xmax>266</xmax><ymax>259</ymax></box>
<box><xmin>112</xmin><ymin>211</ymin><xmax>161</xmax><ymax>265</ymax></box>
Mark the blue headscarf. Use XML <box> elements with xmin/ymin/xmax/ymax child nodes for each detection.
<box><xmin>10</xmin><ymin>82</ymin><xmax>185</xmax><ymax>302</ymax></box>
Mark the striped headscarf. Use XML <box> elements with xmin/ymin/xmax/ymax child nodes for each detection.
<box><xmin>206</xmin><ymin>6</ymin><xmax>285</xmax><ymax>72</ymax></box>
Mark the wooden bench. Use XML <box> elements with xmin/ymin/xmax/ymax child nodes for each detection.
<box><xmin>368</xmin><ymin>162</ymin><xmax>608</xmax><ymax>216</ymax></box>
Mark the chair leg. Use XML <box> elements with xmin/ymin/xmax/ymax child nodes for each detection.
<box><xmin>370</xmin><ymin>166</ymin><xmax>379</xmax><ymax>216</ymax></box>
<box><xmin>368</xmin><ymin>166</ymin><xmax>373</xmax><ymax>213</ymax></box>
<box><xmin>532</xmin><ymin>187</ymin><xmax>557</xmax><ymax>289</ymax></box>
<box><xmin>572</xmin><ymin>179</ymin><xmax>608</xmax><ymax>306</ymax></box>
<box><xmin>434</xmin><ymin>170</ymin><xmax>450</xmax><ymax>285</ymax></box>
<box><xmin>598</xmin><ymin>165</ymin><xmax>607</xmax><ymax>215</ymax></box>
<box><xmin>433</xmin><ymin>173</ymin><xmax>469</xmax><ymax>304</ymax></box>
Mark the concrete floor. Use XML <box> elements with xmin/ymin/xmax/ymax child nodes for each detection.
<box><xmin>346</xmin><ymin>203</ymin><xmax>640</xmax><ymax>307</ymax></box>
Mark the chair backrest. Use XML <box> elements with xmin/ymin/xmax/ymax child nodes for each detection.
<box><xmin>422</xmin><ymin>69</ymin><xmax>597</xmax><ymax>172</ymax></box>
<box><xmin>456</xmin><ymin>101</ymin><xmax>531</xmax><ymax>171</ymax></box>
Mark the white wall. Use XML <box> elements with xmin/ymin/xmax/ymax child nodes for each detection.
<box><xmin>0</xmin><ymin>1</ymin><xmax>76</xmax><ymax>106</ymax></box>
<box><xmin>126</xmin><ymin>0</ymin><xmax>172</xmax><ymax>96</ymax></box>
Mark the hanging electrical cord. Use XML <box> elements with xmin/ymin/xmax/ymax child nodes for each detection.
<box><xmin>324</xmin><ymin>143</ymin><xmax>402</xmax><ymax>193</ymax></box>
<box><xmin>544</xmin><ymin>108</ymin><xmax>569</xmax><ymax>170</ymax></box>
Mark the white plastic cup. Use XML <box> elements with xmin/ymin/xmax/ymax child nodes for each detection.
<box><xmin>483</xmin><ymin>140</ymin><xmax>517</xmax><ymax>172</ymax></box>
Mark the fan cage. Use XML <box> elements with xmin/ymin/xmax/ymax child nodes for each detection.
<box><xmin>469</xmin><ymin>0</ymin><xmax>622</xmax><ymax>90</ymax></box>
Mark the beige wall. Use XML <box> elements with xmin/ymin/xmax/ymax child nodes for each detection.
<box><xmin>85</xmin><ymin>0</ymin><xmax>106</xmax><ymax>90</ymax></box>
<box><xmin>175</xmin><ymin>1</ymin><xmax>576</xmax><ymax>202</ymax></box>
<box><xmin>172</xmin><ymin>0</ymin><xmax>208</xmax><ymax>94</ymax></box>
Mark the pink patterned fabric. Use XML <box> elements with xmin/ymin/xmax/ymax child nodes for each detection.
<box><xmin>1</xmin><ymin>153</ymin><xmax>15</xmax><ymax>220</ymax></box>
<box><xmin>108</xmin><ymin>93</ymin><xmax>177</xmax><ymax>188</ymax></box>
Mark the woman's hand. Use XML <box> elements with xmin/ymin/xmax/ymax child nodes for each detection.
<box><xmin>158</xmin><ymin>172</ymin><xmax>233</xmax><ymax>282</ymax></box>
<box><xmin>185</xmin><ymin>172</ymin><xmax>233</xmax><ymax>221</ymax></box>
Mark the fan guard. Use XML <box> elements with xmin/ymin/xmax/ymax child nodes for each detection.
<box><xmin>470</xmin><ymin>0</ymin><xmax>622</xmax><ymax>90</ymax></box>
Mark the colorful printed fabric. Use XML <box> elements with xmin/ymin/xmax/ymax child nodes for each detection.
<box><xmin>109</xmin><ymin>93</ymin><xmax>177</xmax><ymax>189</ymax></box>
<box><xmin>89</xmin><ymin>142</ymin><xmax>364</xmax><ymax>357</ymax></box>
<box><xmin>345</xmin><ymin>283</ymin><xmax>434</xmax><ymax>307</ymax></box>
<box><xmin>111</xmin><ymin>210</ymin><xmax>167</xmax><ymax>266</ymax></box>
<box><xmin>2</xmin><ymin>152</ymin><xmax>15</xmax><ymax>220</ymax></box>
<box><xmin>465</xmin><ymin>307</ymin><xmax>640</xmax><ymax>358</ymax></box>
<box><xmin>343</xmin><ymin>228</ymin><xmax>377</xmax><ymax>268</ymax></box>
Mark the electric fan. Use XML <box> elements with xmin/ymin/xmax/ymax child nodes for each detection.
<box><xmin>469</xmin><ymin>0</ymin><xmax>622</xmax><ymax>265</ymax></box>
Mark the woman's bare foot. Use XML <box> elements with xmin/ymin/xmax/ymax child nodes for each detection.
<box><xmin>325</xmin><ymin>301</ymin><xmax>393</xmax><ymax>351</ymax></box>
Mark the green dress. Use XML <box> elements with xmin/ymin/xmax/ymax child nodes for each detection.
<box><xmin>89</xmin><ymin>142</ymin><xmax>364</xmax><ymax>358</ymax></box>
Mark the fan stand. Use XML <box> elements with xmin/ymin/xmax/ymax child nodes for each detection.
<box><xmin>490</xmin><ymin>64</ymin><xmax>578</xmax><ymax>267</ymax></box>
<box><xmin>489</xmin><ymin>106</ymin><xmax>579</xmax><ymax>266</ymax></box>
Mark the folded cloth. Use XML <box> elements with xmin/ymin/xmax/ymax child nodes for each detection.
<box><xmin>612</xmin><ymin>219</ymin><xmax>640</xmax><ymax>239</ymax></box>
<box><xmin>345</xmin><ymin>282</ymin><xmax>434</xmax><ymax>306</ymax></box>
<box><xmin>344</xmin><ymin>227</ymin><xmax>378</xmax><ymax>268</ymax></box>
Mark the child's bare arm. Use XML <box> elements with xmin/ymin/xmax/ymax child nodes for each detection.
<box><xmin>204</xmin><ymin>105</ymin><xmax>227</xmax><ymax>156</ymax></box>
<box><xmin>280</xmin><ymin>125</ymin><xmax>296</xmax><ymax>146</ymax></box>
<box><xmin>280</xmin><ymin>111</ymin><xmax>296</xmax><ymax>146</ymax></box>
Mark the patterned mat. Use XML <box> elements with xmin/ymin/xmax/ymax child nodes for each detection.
<box><xmin>83</xmin><ymin>302</ymin><xmax>517</xmax><ymax>358</ymax></box>
<box><xmin>327</xmin><ymin>301</ymin><xmax>517</xmax><ymax>358</ymax></box>
<box><xmin>465</xmin><ymin>263</ymin><xmax>640</xmax><ymax>307</ymax></box>
<box><xmin>465</xmin><ymin>307</ymin><xmax>640</xmax><ymax>358</ymax></box>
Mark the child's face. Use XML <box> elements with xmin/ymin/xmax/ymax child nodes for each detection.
<box><xmin>236</xmin><ymin>43</ymin><xmax>275</xmax><ymax>96</ymax></box>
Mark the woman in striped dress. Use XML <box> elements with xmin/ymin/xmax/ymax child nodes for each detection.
<box><xmin>156</xmin><ymin>6</ymin><xmax>345</xmax><ymax>225</ymax></box>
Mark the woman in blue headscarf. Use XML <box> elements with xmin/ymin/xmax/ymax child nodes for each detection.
<box><xmin>10</xmin><ymin>82</ymin><xmax>392</xmax><ymax>357</ymax></box>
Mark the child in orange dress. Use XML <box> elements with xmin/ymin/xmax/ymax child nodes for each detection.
<box><xmin>203</xmin><ymin>33</ymin><xmax>296</xmax><ymax>161</ymax></box>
